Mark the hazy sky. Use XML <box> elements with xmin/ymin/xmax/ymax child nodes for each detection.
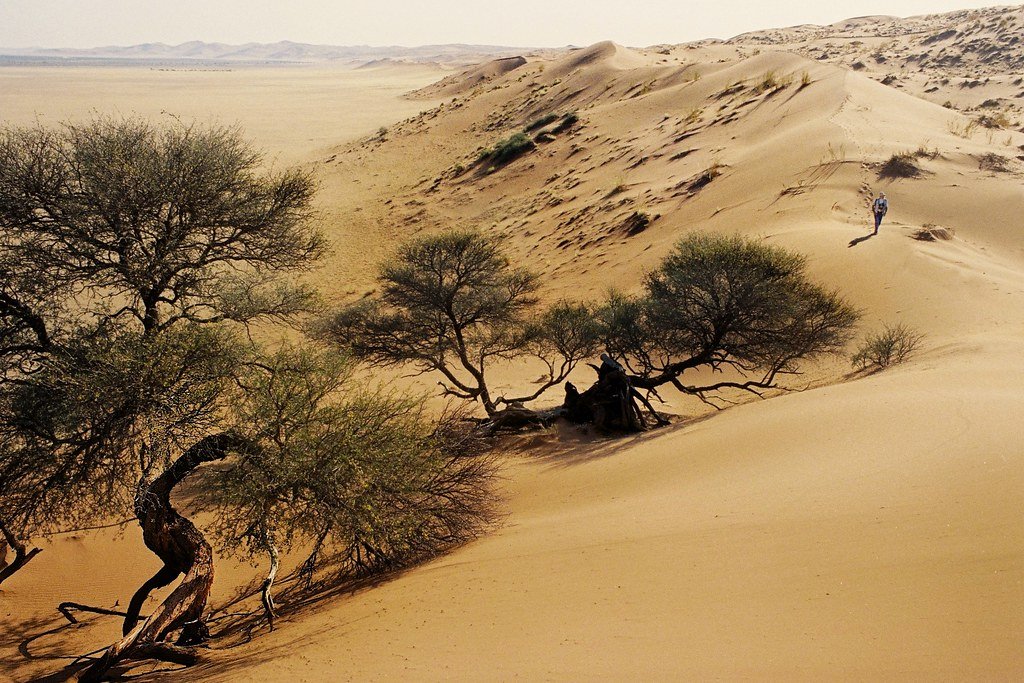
<box><xmin>0</xmin><ymin>0</ymin><xmax>1007</xmax><ymax>48</ymax></box>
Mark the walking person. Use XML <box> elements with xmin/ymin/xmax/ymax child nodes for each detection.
<box><xmin>872</xmin><ymin>192</ymin><xmax>888</xmax><ymax>234</ymax></box>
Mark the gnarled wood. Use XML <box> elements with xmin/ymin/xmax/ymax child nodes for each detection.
<box><xmin>0</xmin><ymin>516</ymin><xmax>41</xmax><ymax>587</ymax></box>
<box><xmin>564</xmin><ymin>368</ymin><xmax>646</xmax><ymax>432</ymax></box>
<box><xmin>80</xmin><ymin>432</ymin><xmax>245</xmax><ymax>683</ymax></box>
<box><xmin>480</xmin><ymin>402</ymin><xmax>561</xmax><ymax>435</ymax></box>
<box><xmin>259</xmin><ymin>523</ymin><xmax>280</xmax><ymax>631</ymax></box>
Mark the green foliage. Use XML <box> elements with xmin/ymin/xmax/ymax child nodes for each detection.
<box><xmin>553</xmin><ymin>112</ymin><xmax>580</xmax><ymax>133</ymax></box>
<box><xmin>0</xmin><ymin>114</ymin><xmax>327</xmax><ymax>603</ymax></box>
<box><xmin>478</xmin><ymin>132</ymin><xmax>535</xmax><ymax>168</ymax></box>
<box><xmin>320</xmin><ymin>230</ymin><xmax>598</xmax><ymax>414</ymax></box>
<box><xmin>1</xmin><ymin>324</ymin><xmax>241</xmax><ymax>537</ymax></box>
<box><xmin>524</xmin><ymin>113</ymin><xmax>559</xmax><ymax>131</ymax></box>
<box><xmin>526</xmin><ymin>301</ymin><xmax>601</xmax><ymax>375</ymax></box>
<box><xmin>598</xmin><ymin>233</ymin><xmax>858</xmax><ymax>398</ymax></box>
<box><xmin>852</xmin><ymin>323</ymin><xmax>923</xmax><ymax>370</ymax></box>
<box><xmin>0</xmin><ymin>116</ymin><xmax>325</xmax><ymax>333</ymax></box>
<box><xmin>208</xmin><ymin>346</ymin><xmax>495</xmax><ymax>576</ymax></box>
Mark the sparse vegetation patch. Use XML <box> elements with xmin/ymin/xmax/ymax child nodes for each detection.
<box><xmin>624</xmin><ymin>210</ymin><xmax>655</xmax><ymax>235</ymax></box>
<box><xmin>552</xmin><ymin>111</ymin><xmax>580</xmax><ymax>133</ymax></box>
<box><xmin>978</xmin><ymin>152</ymin><xmax>1012</xmax><ymax>172</ymax></box>
<box><xmin>524</xmin><ymin>113</ymin><xmax>559</xmax><ymax>131</ymax></box>
<box><xmin>687</xmin><ymin>162</ymin><xmax>724</xmax><ymax>191</ymax></box>
<box><xmin>879</xmin><ymin>152</ymin><xmax>922</xmax><ymax>178</ymax></box>
<box><xmin>913</xmin><ymin>224</ymin><xmax>955</xmax><ymax>241</ymax></box>
<box><xmin>852</xmin><ymin>323</ymin><xmax>924</xmax><ymax>370</ymax></box>
<box><xmin>478</xmin><ymin>131</ymin><xmax>535</xmax><ymax>169</ymax></box>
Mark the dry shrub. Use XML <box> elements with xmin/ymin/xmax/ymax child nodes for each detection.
<box><xmin>976</xmin><ymin>112</ymin><xmax>1010</xmax><ymax>129</ymax></box>
<box><xmin>852</xmin><ymin>323</ymin><xmax>924</xmax><ymax>370</ymax></box>
<box><xmin>687</xmin><ymin>162</ymin><xmax>723</xmax><ymax>191</ymax></box>
<box><xmin>912</xmin><ymin>224</ymin><xmax>955</xmax><ymax>241</ymax></box>
<box><xmin>879</xmin><ymin>152</ymin><xmax>921</xmax><ymax>179</ymax></box>
<box><xmin>948</xmin><ymin>118</ymin><xmax>978</xmax><ymax>137</ymax></box>
<box><xmin>977</xmin><ymin>152</ymin><xmax>1011</xmax><ymax>172</ymax></box>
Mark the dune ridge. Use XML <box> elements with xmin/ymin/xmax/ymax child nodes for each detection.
<box><xmin>3</xmin><ymin>5</ymin><xmax>1024</xmax><ymax>680</ymax></box>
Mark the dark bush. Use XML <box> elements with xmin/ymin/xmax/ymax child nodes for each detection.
<box><xmin>552</xmin><ymin>112</ymin><xmax>580</xmax><ymax>133</ymax></box>
<box><xmin>479</xmin><ymin>132</ymin><xmax>535</xmax><ymax>168</ymax></box>
<box><xmin>524</xmin><ymin>113</ymin><xmax>559</xmax><ymax>131</ymax></box>
<box><xmin>879</xmin><ymin>152</ymin><xmax>921</xmax><ymax>178</ymax></box>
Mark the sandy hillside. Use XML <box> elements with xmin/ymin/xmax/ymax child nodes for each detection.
<box><xmin>3</xmin><ymin>6</ymin><xmax>1024</xmax><ymax>681</ymax></box>
<box><xmin>729</xmin><ymin>5</ymin><xmax>1024</xmax><ymax>118</ymax></box>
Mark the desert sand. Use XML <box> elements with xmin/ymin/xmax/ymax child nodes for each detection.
<box><xmin>3</xmin><ymin>5</ymin><xmax>1024</xmax><ymax>681</ymax></box>
<box><xmin>0</xmin><ymin>63</ymin><xmax>447</xmax><ymax>164</ymax></box>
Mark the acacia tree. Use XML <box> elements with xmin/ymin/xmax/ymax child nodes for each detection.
<box><xmin>206</xmin><ymin>346</ymin><xmax>495</xmax><ymax>629</ymax></box>
<box><xmin>598</xmin><ymin>233</ymin><xmax>859</xmax><ymax>406</ymax></box>
<box><xmin>0</xmin><ymin>116</ymin><xmax>325</xmax><ymax>676</ymax></box>
<box><xmin>321</xmin><ymin>230</ymin><xmax>599</xmax><ymax>416</ymax></box>
<box><xmin>0</xmin><ymin>231</ymin><xmax>63</xmax><ymax>584</ymax></box>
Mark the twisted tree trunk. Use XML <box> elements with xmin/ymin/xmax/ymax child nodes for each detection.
<box><xmin>563</xmin><ymin>368</ymin><xmax>648</xmax><ymax>432</ymax></box>
<box><xmin>80</xmin><ymin>432</ymin><xmax>244</xmax><ymax>682</ymax></box>
<box><xmin>0</xmin><ymin>515</ymin><xmax>41</xmax><ymax>587</ymax></box>
<box><xmin>258</xmin><ymin>520</ymin><xmax>280</xmax><ymax>631</ymax></box>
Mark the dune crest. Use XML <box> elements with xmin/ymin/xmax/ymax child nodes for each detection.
<box><xmin>4</xmin><ymin>5</ymin><xmax>1024</xmax><ymax>680</ymax></box>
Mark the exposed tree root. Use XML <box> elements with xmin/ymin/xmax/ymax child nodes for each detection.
<box><xmin>478</xmin><ymin>367</ymin><xmax>666</xmax><ymax>435</ymax></box>
<box><xmin>0</xmin><ymin>517</ymin><xmax>42</xmax><ymax>587</ymax></box>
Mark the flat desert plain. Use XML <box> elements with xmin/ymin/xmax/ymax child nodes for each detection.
<box><xmin>0</xmin><ymin>63</ymin><xmax>446</xmax><ymax>164</ymax></box>
<box><xmin>3</xmin><ymin>6</ymin><xmax>1024</xmax><ymax>681</ymax></box>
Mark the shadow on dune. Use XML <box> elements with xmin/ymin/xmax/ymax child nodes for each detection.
<box><xmin>175</xmin><ymin>565</ymin><xmax>429</xmax><ymax>682</ymax></box>
<box><xmin>505</xmin><ymin>412</ymin><xmax>721</xmax><ymax>469</ymax></box>
<box><xmin>6</xmin><ymin>612</ymin><xmax>115</xmax><ymax>682</ymax></box>
<box><xmin>848</xmin><ymin>232</ymin><xmax>876</xmax><ymax>247</ymax></box>
<box><xmin>16</xmin><ymin>560</ymin><xmax>429</xmax><ymax>681</ymax></box>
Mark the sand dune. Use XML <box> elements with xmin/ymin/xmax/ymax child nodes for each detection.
<box><xmin>730</xmin><ymin>5</ymin><xmax>1024</xmax><ymax>114</ymax></box>
<box><xmin>3</xmin><ymin>5</ymin><xmax>1024</xmax><ymax>680</ymax></box>
<box><xmin>191</xmin><ymin>340</ymin><xmax>1024</xmax><ymax>680</ymax></box>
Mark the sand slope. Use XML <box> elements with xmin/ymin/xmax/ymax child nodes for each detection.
<box><xmin>202</xmin><ymin>30</ymin><xmax>1024</xmax><ymax>681</ymax></box>
<box><xmin>730</xmin><ymin>5</ymin><xmax>1024</xmax><ymax>115</ymax></box>
<box><xmin>192</xmin><ymin>338</ymin><xmax>1024</xmax><ymax>680</ymax></box>
<box><xmin>3</xmin><ymin>9</ymin><xmax>1024</xmax><ymax>681</ymax></box>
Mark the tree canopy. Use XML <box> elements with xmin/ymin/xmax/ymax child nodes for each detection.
<box><xmin>599</xmin><ymin>233</ymin><xmax>859</xmax><ymax>403</ymax></box>
<box><xmin>321</xmin><ymin>229</ymin><xmax>600</xmax><ymax>416</ymax></box>
<box><xmin>0</xmin><ymin>117</ymin><xmax>496</xmax><ymax>679</ymax></box>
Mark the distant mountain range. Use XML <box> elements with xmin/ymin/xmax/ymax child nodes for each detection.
<box><xmin>0</xmin><ymin>41</ymin><xmax>531</xmax><ymax>66</ymax></box>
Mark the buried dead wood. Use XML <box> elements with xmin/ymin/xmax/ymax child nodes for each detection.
<box><xmin>0</xmin><ymin>518</ymin><xmax>42</xmax><ymax>587</ymax></box>
<box><xmin>912</xmin><ymin>224</ymin><xmax>955</xmax><ymax>241</ymax></box>
<box><xmin>479</xmin><ymin>365</ymin><xmax>668</xmax><ymax>435</ymax></box>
